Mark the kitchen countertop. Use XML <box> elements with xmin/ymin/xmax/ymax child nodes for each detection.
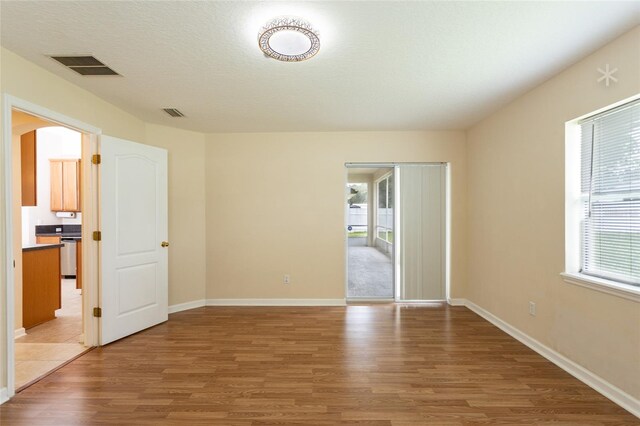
<box><xmin>22</xmin><ymin>243</ymin><xmax>65</xmax><ymax>252</ymax></box>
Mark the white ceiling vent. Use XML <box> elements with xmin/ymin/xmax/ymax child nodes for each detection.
<box><xmin>162</xmin><ymin>108</ymin><xmax>185</xmax><ymax>118</ymax></box>
<box><xmin>50</xmin><ymin>55</ymin><xmax>120</xmax><ymax>76</ymax></box>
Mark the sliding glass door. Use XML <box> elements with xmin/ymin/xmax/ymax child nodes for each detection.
<box><xmin>345</xmin><ymin>163</ymin><xmax>447</xmax><ymax>302</ymax></box>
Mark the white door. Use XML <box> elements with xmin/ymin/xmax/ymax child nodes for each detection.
<box><xmin>100</xmin><ymin>135</ymin><xmax>168</xmax><ymax>345</ymax></box>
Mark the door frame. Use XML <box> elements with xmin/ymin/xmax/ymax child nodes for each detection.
<box><xmin>344</xmin><ymin>162</ymin><xmax>450</xmax><ymax>304</ymax></box>
<box><xmin>1</xmin><ymin>94</ymin><xmax>101</xmax><ymax>401</ymax></box>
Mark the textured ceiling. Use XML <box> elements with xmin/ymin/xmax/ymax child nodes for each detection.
<box><xmin>1</xmin><ymin>1</ymin><xmax>639</xmax><ymax>133</ymax></box>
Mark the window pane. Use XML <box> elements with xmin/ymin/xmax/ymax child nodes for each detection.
<box><xmin>378</xmin><ymin>179</ymin><xmax>387</xmax><ymax>208</ymax></box>
<box><xmin>580</xmin><ymin>101</ymin><xmax>640</xmax><ymax>285</ymax></box>
<box><xmin>386</xmin><ymin>230</ymin><xmax>394</xmax><ymax>243</ymax></box>
<box><xmin>347</xmin><ymin>183</ymin><xmax>368</xmax><ymax>238</ymax></box>
<box><xmin>388</xmin><ymin>175</ymin><xmax>394</xmax><ymax>208</ymax></box>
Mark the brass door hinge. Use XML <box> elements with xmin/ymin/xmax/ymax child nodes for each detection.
<box><xmin>92</xmin><ymin>154</ymin><xmax>101</xmax><ymax>165</ymax></box>
<box><xmin>93</xmin><ymin>307</ymin><xmax>102</xmax><ymax>317</ymax></box>
<box><xmin>93</xmin><ymin>231</ymin><xmax>102</xmax><ymax>241</ymax></box>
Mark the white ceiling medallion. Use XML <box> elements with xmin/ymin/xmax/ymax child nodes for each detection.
<box><xmin>258</xmin><ymin>17</ymin><xmax>320</xmax><ymax>62</ymax></box>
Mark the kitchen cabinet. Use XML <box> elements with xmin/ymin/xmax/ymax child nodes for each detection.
<box><xmin>21</xmin><ymin>130</ymin><xmax>37</xmax><ymax>206</ymax></box>
<box><xmin>50</xmin><ymin>159</ymin><xmax>81</xmax><ymax>212</ymax></box>
<box><xmin>36</xmin><ymin>235</ymin><xmax>61</xmax><ymax>244</ymax></box>
<box><xmin>22</xmin><ymin>245</ymin><xmax>62</xmax><ymax>329</ymax></box>
<box><xmin>36</xmin><ymin>235</ymin><xmax>81</xmax><ymax>285</ymax></box>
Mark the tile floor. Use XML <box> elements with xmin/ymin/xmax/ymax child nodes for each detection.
<box><xmin>15</xmin><ymin>279</ymin><xmax>87</xmax><ymax>389</ymax></box>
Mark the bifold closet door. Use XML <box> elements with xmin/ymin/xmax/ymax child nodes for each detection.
<box><xmin>399</xmin><ymin>164</ymin><xmax>446</xmax><ymax>301</ymax></box>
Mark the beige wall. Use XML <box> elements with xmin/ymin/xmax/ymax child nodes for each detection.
<box><xmin>466</xmin><ymin>27</ymin><xmax>640</xmax><ymax>398</ymax></box>
<box><xmin>204</xmin><ymin>131</ymin><xmax>467</xmax><ymax>300</ymax></box>
<box><xmin>0</xmin><ymin>48</ymin><xmax>207</xmax><ymax>391</ymax></box>
<box><xmin>0</xmin><ymin>49</ymin><xmax>145</xmax><ymax>142</ymax></box>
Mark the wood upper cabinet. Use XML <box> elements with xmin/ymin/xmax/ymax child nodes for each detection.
<box><xmin>21</xmin><ymin>131</ymin><xmax>37</xmax><ymax>206</ymax></box>
<box><xmin>50</xmin><ymin>159</ymin><xmax>81</xmax><ymax>212</ymax></box>
<box><xmin>50</xmin><ymin>160</ymin><xmax>63</xmax><ymax>211</ymax></box>
<box><xmin>62</xmin><ymin>160</ymin><xmax>80</xmax><ymax>211</ymax></box>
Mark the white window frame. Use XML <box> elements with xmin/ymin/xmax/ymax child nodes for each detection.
<box><xmin>375</xmin><ymin>172</ymin><xmax>393</xmax><ymax>244</ymax></box>
<box><xmin>562</xmin><ymin>95</ymin><xmax>640</xmax><ymax>303</ymax></box>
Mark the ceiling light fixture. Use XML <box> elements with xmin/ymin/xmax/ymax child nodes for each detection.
<box><xmin>258</xmin><ymin>16</ymin><xmax>320</xmax><ymax>62</ymax></box>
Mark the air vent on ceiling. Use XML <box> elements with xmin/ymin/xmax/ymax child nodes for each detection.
<box><xmin>162</xmin><ymin>108</ymin><xmax>185</xmax><ymax>118</ymax></box>
<box><xmin>50</xmin><ymin>55</ymin><xmax>120</xmax><ymax>76</ymax></box>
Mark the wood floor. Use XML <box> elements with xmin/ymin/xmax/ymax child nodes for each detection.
<box><xmin>0</xmin><ymin>304</ymin><xmax>637</xmax><ymax>425</ymax></box>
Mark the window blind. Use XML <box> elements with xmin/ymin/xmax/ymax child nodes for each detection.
<box><xmin>580</xmin><ymin>100</ymin><xmax>640</xmax><ymax>285</ymax></box>
<box><xmin>399</xmin><ymin>165</ymin><xmax>446</xmax><ymax>300</ymax></box>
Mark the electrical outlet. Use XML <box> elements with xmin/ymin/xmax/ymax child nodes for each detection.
<box><xmin>529</xmin><ymin>301</ymin><xmax>536</xmax><ymax>316</ymax></box>
<box><xmin>283</xmin><ymin>274</ymin><xmax>290</xmax><ymax>284</ymax></box>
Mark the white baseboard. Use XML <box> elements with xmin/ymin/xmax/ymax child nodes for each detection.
<box><xmin>168</xmin><ymin>299</ymin><xmax>206</xmax><ymax>314</ymax></box>
<box><xmin>462</xmin><ymin>299</ymin><xmax>640</xmax><ymax>418</ymax></box>
<box><xmin>169</xmin><ymin>298</ymin><xmax>347</xmax><ymax>312</ymax></box>
<box><xmin>14</xmin><ymin>327</ymin><xmax>26</xmax><ymax>339</ymax></box>
<box><xmin>0</xmin><ymin>387</ymin><xmax>8</xmax><ymax>404</ymax></box>
<box><xmin>205</xmin><ymin>298</ymin><xmax>346</xmax><ymax>306</ymax></box>
<box><xmin>447</xmin><ymin>298</ymin><xmax>466</xmax><ymax>306</ymax></box>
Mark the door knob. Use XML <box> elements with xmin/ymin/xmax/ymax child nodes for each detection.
<box><xmin>161</xmin><ymin>241</ymin><xmax>170</xmax><ymax>248</ymax></box>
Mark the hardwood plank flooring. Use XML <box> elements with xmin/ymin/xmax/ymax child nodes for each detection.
<box><xmin>1</xmin><ymin>304</ymin><xmax>637</xmax><ymax>425</ymax></box>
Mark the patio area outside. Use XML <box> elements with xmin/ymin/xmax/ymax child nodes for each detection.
<box><xmin>347</xmin><ymin>245</ymin><xmax>393</xmax><ymax>298</ymax></box>
<box><xmin>346</xmin><ymin>176</ymin><xmax>394</xmax><ymax>299</ymax></box>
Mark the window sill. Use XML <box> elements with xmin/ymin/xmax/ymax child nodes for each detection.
<box><xmin>561</xmin><ymin>272</ymin><xmax>640</xmax><ymax>303</ymax></box>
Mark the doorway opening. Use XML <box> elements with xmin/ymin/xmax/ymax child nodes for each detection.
<box><xmin>345</xmin><ymin>163</ymin><xmax>449</xmax><ymax>303</ymax></box>
<box><xmin>3</xmin><ymin>97</ymin><xmax>168</xmax><ymax>404</ymax></box>
<box><xmin>11</xmin><ymin>110</ymin><xmax>90</xmax><ymax>391</ymax></box>
<box><xmin>346</xmin><ymin>167</ymin><xmax>394</xmax><ymax>300</ymax></box>
<box><xmin>3</xmin><ymin>100</ymin><xmax>101</xmax><ymax>400</ymax></box>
